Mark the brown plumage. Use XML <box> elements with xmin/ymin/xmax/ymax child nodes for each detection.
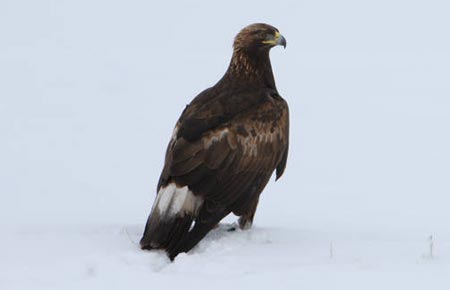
<box><xmin>140</xmin><ymin>23</ymin><xmax>289</xmax><ymax>260</ymax></box>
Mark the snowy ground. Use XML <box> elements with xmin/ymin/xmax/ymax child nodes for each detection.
<box><xmin>3</xmin><ymin>223</ymin><xmax>450</xmax><ymax>290</ymax></box>
<box><xmin>2</xmin><ymin>0</ymin><xmax>450</xmax><ymax>289</ymax></box>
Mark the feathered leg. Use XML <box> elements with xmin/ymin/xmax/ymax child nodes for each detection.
<box><xmin>238</xmin><ymin>195</ymin><xmax>260</xmax><ymax>230</ymax></box>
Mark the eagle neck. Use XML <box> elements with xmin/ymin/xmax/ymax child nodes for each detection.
<box><xmin>220</xmin><ymin>49</ymin><xmax>277</xmax><ymax>91</ymax></box>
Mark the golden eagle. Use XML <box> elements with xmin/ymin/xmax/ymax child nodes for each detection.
<box><xmin>140</xmin><ymin>23</ymin><xmax>289</xmax><ymax>260</ymax></box>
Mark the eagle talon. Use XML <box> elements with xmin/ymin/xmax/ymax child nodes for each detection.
<box><xmin>227</xmin><ymin>226</ymin><xmax>237</xmax><ymax>232</ymax></box>
<box><xmin>226</xmin><ymin>222</ymin><xmax>239</xmax><ymax>232</ymax></box>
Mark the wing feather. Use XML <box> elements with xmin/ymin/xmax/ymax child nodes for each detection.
<box><xmin>159</xmin><ymin>95</ymin><xmax>289</xmax><ymax>212</ymax></box>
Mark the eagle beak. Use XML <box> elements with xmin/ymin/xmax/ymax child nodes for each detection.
<box><xmin>262</xmin><ymin>31</ymin><xmax>287</xmax><ymax>48</ymax></box>
<box><xmin>277</xmin><ymin>33</ymin><xmax>287</xmax><ymax>49</ymax></box>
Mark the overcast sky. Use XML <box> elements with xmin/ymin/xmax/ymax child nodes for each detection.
<box><xmin>1</xmin><ymin>0</ymin><xmax>449</xmax><ymax>232</ymax></box>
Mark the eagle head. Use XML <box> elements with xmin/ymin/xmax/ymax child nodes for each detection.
<box><xmin>233</xmin><ymin>23</ymin><xmax>287</xmax><ymax>52</ymax></box>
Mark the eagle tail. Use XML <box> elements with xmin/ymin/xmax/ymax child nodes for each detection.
<box><xmin>139</xmin><ymin>183</ymin><xmax>203</xmax><ymax>258</ymax></box>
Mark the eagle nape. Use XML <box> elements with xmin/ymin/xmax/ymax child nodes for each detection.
<box><xmin>140</xmin><ymin>23</ymin><xmax>290</xmax><ymax>261</ymax></box>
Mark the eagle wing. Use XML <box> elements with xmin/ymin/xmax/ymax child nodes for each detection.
<box><xmin>158</xmin><ymin>92</ymin><xmax>289</xmax><ymax>215</ymax></box>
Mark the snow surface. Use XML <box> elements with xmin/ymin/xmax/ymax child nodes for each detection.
<box><xmin>2</xmin><ymin>0</ymin><xmax>450</xmax><ymax>289</ymax></box>
<box><xmin>3</xmin><ymin>224</ymin><xmax>450</xmax><ymax>290</ymax></box>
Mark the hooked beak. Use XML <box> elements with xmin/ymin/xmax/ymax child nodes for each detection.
<box><xmin>277</xmin><ymin>33</ymin><xmax>287</xmax><ymax>48</ymax></box>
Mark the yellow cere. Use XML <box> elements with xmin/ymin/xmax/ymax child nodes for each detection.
<box><xmin>262</xmin><ymin>31</ymin><xmax>280</xmax><ymax>45</ymax></box>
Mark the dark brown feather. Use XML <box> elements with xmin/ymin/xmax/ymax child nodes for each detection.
<box><xmin>162</xmin><ymin>94</ymin><xmax>289</xmax><ymax>216</ymax></box>
<box><xmin>142</xmin><ymin>23</ymin><xmax>290</xmax><ymax>260</ymax></box>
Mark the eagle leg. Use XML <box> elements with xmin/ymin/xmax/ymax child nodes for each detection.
<box><xmin>237</xmin><ymin>195</ymin><xmax>260</xmax><ymax>230</ymax></box>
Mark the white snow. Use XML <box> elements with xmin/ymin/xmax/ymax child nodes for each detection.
<box><xmin>3</xmin><ymin>224</ymin><xmax>450</xmax><ymax>290</ymax></box>
<box><xmin>2</xmin><ymin>0</ymin><xmax>450</xmax><ymax>289</ymax></box>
